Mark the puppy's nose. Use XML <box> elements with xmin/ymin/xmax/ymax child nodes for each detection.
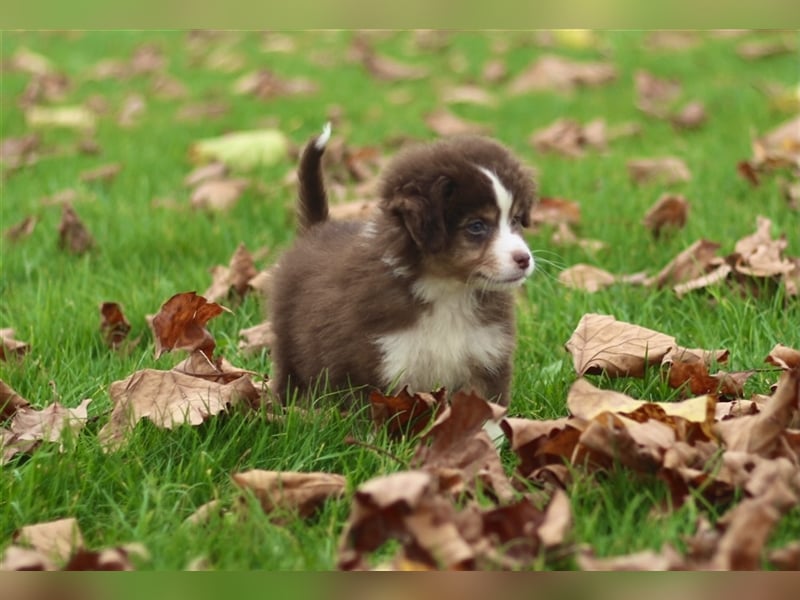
<box><xmin>513</xmin><ymin>251</ymin><xmax>531</xmax><ymax>270</ymax></box>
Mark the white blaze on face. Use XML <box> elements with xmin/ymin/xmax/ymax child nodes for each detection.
<box><xmin>478</xmin><ymin>167</ymin><xmax>534</xmax><ymax>284</ymax></box>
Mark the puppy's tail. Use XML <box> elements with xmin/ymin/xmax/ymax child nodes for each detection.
<box><xmin>297</xmin><ymin>122</ymin><xmax>332</xmax><ymax>233</ymax></box>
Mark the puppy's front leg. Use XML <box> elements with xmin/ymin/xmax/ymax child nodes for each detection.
<box><xmin>470</xmin><ymin>360</ymin><xmax>512</xmax><ymax>406</ymax></box>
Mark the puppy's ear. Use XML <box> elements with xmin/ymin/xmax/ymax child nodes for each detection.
<box><xmin>386</xmin><ymin>176</ymin><xmax>452</xmax><ymax>253</ymax></box>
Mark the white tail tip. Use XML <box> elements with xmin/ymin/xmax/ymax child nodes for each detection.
<box><xmin>315</xmin><ymin>122</ymin><xmax>332</xmax><ymax>150</ymax></box>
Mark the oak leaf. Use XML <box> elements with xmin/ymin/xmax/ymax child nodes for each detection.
<box><xmin>564</xmin><ymin>314</ymin><xmax>676</xmax><ymax>377</ymax></box>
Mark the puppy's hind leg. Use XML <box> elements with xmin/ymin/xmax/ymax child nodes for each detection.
<box><xmin>297</xmin><ymin>122</ymin><xmax>332</xmax><ymax>233</ymax></box>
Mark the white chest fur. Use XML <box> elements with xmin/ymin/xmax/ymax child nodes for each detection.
<box><xmin>374</xmin><ymin>277</ymin><xmax>511</xmax><ymax>393</ymax></box>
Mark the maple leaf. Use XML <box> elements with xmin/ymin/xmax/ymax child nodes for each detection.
<box><xmin>2</xmin><ymin>399</ymin><xmax>92</xmax><ymax>464</ymax></box>
<box><xmin>98</xmin><ymin>365</ymin><xmax>259</xmax><ymax>450</ymax></box>
<box><xmin>99</xmin><ymin>302</ymin><xmax>132</xmax><ymax>350</ymax></box>
<box><xmin>627</xmin><ymin>156</ymin><xmax>692</xmax><ymax>185</ymax></box>
<box><xmin>368</xmin><ymin>387</ymin><xmax>446</xmax><ymax>439</ymax></box>
<box><xmin>564</xmin><ymin>313</ymin><xmax>677</xmax><ymax>377</ymax></box>
<box><xmin>232</xmin><ymin>470</ymin><xmax>346</xmax><ymax>519</ymax></box>
<box><xmin>148</xmin><ymin>291</ymin><xmax>228</xmax><ymax>360</ymax></box>
<box><xmin>57</xmin><ymin>203</ymin><xmax>95</xmax><ymax>254</ymax></box>
<box><xmin>508</xmin><ymin>54</ymin><xmax>617</xmax><ymax>95</ymax></box>
<box><xmin>203</xmin><ymin>243</ymin><xmax>258</xmax><ymax>304</ymax></box>
<box><xmin>641</xmin><ymin>193</ymin><xmax>689</xmax><ymax>237</ymax></box>
<box><xmin>0</xmin><ymin>328</ymin><xmax>29</xmax><ymax>361</ymax></box>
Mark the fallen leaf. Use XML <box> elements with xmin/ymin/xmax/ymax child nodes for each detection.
<box><xmin>190</xmin><ymin>178</ymin><xmax>249</xmax><ymax>212</ymax></box>
<box><xmin>635</xmin><ymin>70</ymin><xmax>682</xmax><ymax>118</ymax></box>
<box><xmin>183</xmin><ymin>162</ymin><xmax>228</xmax><ymax>187</ymax></box>
<box><xmin>644</xmin><ymin>31</ymin><xmax>700</xmax><ymax>51</ymax></box>
<box><xmin>673</xmin><ymin>262</ymin><xmax>733</xmax><ymax>297</ymax></box>
<box><xmin>57</xmin><ymin>204</ymin><xmax>94</xmax><ymax>254</ymax></box>
<box><xmin>351</xmin><ymin>36</ymin><xmax>429</xmax><ymax>82</ymax></box>
<box><xmin>627</xmin><ymin>157</ymin><xmax>692</xmax><ymax>185</ymax></box>
<box><xmin>232</xmin><ymin>69</ymin><xmax>318</xmax><ymax>99</ymax></box>
<box><xmin>369</xmin><ymin>387</ymin><xmax>446</xmax><ymax>438</ymax></box>
<box><xmin>65</xmin><ymin>542</ymin><xmax>149</xmax><ymax>571</ymax></box>
<box><xmin>441</xmin><ymin>85</ymin><xmax>497</xmax><ymax>107</ymax></box>
<box><xmin>766</xmin><ymin>344</ymin><xmax>800</xmax><ymax>370</ymax></box>
<box><xmin>148</xmin><ymin>291</ymin><xmax>227</xmax><ymax>360</ymax></box>
<box><xmin>232</xmin><ymin>470</ymin><xmax>346</xmax><ymax>518</ymax></box>
<box><xmin>117</xmin><ymin>94</ymin><xmax>146</xmax><ymax>127</ymax></box>
<box><xmin>642</xmin><ymin>193</ymin><xmax>689</xmax><ymax>237</ymax></box>
<box><xmin>732</xmin><ymin>216</ymin><xmax>795</xmax><ymax>278</ymax></box>
<box><xmin>9</xmin><ymin>47</ymin><xmax>54</xmax><ymax>75</ymax></box>
<box><xmin>564</xmin><ymin>314</ymin><xmax>676</xmax><ymax>377</ymax></box>
<box><xmin>0</xmin><ymin>380</ymin><xmax>30</xmax><ymax>420</ymax></box>
<box><xmin>482</xmin><ymin>59</ymin><xmax>507</xmax><ymax>84</ymax></box>
<box><xmin>204</xmin><ymin>243</ymin><xmax>258</xmax><ymax>303</ymax></box>
<box><xmin>509</xmin><ymin>54</ymin><xmax>617</xmax><ymax>95</ymax></box>
<box><xmin>558</xmin><ymin>264</ymin><xmax>616</xmax><ymax>293</ymax></box>
<box><xmin>530</xmin><ymin>197</ymin><xmax>581</xmax><ymax>226</ymax></box>
<box><xmin>4</xmin><ymin>215</ymin><xmax>38</xmax><ymax>242</ymax></box>
<box><xmin>151</xmin><ymin>72</ymin><xmax>188</xmax><ymax>99</ymax></box>
<box><xmin>79</xmin><ymin>162</ymin><xmax>121</xmax><ymax>183</ymax></box>
<box><xmin>0</xmin><ymin>328</ymin><xmax>30</xmax><ymax>361</ymax></box>
<box><xmin>190</xmin><ymin>129</ymin><xmax>289</xmax><ymax>171</ymax></box>
<box><xmin>238</xmin><ymin>321</ymin><xmax>274</xmax><ymax>355</ymax></box>
<box><xmin>671</xmin><ymin>101</ymin><xmax>707</xmax><ymax>130</ymax></box>
<box><xmin>551</xmin><ymin>223</ymin><xmax>607</xmax><ymax>252</ymax></box>
<box><xmin>177</xmin><ymin>101</ymin><xmax>230</xmax><ymax>122</ymax></box>
<box><xmin>578</xmin><ymin>544</ymin><xmax>685</xmax><ymax>571</ymax></box>
<box><xmin>99</xmin><ymin>302</ymin><xmax>132</xmax><ymax>350</ymax></box>
<box><xmin>769</xmin><ymin>541</ymin><xmax>800</xmax><ymax>570</ymax></box>
<box><xmin>0</xmin><ymin>544</ymin><xmax>56</xmax><ymax>570</ymax></box>
<box><xmin>425</xmin><ymin>108</ymin><xmax>491</xmax><ymax>137</ymax></box>
<box><xmin>2</xmin><ymin>399</ymin><xmax>92</xmax><ymax>463</ymax></box>
<box><xmin>529</xmin><ymin>118</ymin><xmax>607</xmax><ymax>157</ymax></box>
<box><xmin>40</xmin><ymin>188</ymin><xmax>79</xmax><ymax>206</ymax></box>
<box><xmin>501</xmin><ymin>417</ymin><xmax>581</xmax><ymax>481</ymax></box>
<box><xmin>25</xmin><ymin>105</ymin><xmax>96</xmax><ymax>130</ymax></box>
<box><xmin>1</xmin><ymin>133</ymin><xmax>40</xmax><ymax>169</ymax></box>
<box><xmin>14</xmin><ymin>518</ymin><xmax>84</xmax><ymax>564</ymax></box>
<box><xmin>646</xmin><ymin>239</ymin><xmax>721</xmax><ymax>288</ymax></box>
<box><xmin>737</xmin><ymin>38</ymin><xmax>797</xmax><ymax>60</ymax></box>
<box><xmin>246</xmin><ymin>267</ymin><xmax>273</xmax><ymax>298</ymax></box>
<box><xmin>98</xmin><ymin>366</ymin><xmax>258</xmax><ymax>450</ymax></box>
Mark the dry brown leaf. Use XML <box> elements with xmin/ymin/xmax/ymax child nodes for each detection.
<box><xmin>0</xmin><ymin>544</ymin><xmax>56</xmax><ymax>570</ymax></box>
<box><xmin>40</xmin><ymin>188</ymin><xmax>79</xmax><ymax>206</ymax></box>
<box><xmin>551</xmin><ymin>222</ymin><xmax>607</xmax><ymax>252</ymax></box>
<box><xmin>238</xmin><ymin>321</ymin><xmax>274</xmax><ymax>355</ymax></box>
<box><xmin>14</xmin><ymin>518</ymin><xmax>84</xmax><ymax>564</ymax></box>
<box><xmin>671</xmin><ymin>100</ymin><xmax>707</xmax><ymax>130</ymax></box>
<box><xmin>769</xmin><ymin>541</ymin><xmax>800</xmax><ymax>570</ymax></box>
<box><xmin>646</xmin><ymin>239</ymin><xmax>722</xmax><ymax>289</ymax></box>
<box><xmin>151</xmin><ymin>72</ymin><xmax>189</xmax><ymax>100</ymax></box>
<box><xmin>529</xmin><ymin>118</ymin><xmax>607</xmax><ymax>157</ymax></box>
<box><xmin>508</xmin><ymin>54</ymin><xmax>617</xmax><ymax>95</ymax></box>
<box><xmin>232</xmin><ymin>470</ymin><xmax>346</xmax><ymax>518</ymax></box>
<box><xmin>177</xmin><ymin>101</ymin><xmax>230</xmax><ymax>122</ymax></box>
<box><xmin>635</xmin><ymin>70</ymin><xmax>682</xmax><ymax>118</ymax></box>
<box><xmin>247</xmin><ymin>267</ymin><xmax>273</xmax><ymax>297</ymax></box>
<box><xmin>232</xmin><ymin>69</ymin><xmax>318</xmax><ymax>100</ymax></box>
<box><xmin>642</xmin><ymin>193</ymin><xmax>689</xmax><ymax>237</ymax></box>
<box><xmin>0</xmin><ymin>133</ymin><xmax>40</xmax><ymax>169</ymax></box>
<box><xmin>537</xmin><ymin>488</ymin><xmax>573</xmax><ymax>549</ymax></box>
<box><xmin>766</xmin><ymin>344</ymin><xmax>800</xmax><ymax>370</ymax></box>
<box><xmin>117</xmin><ymin>94</ymin><xmax>146</xmax><ymax>127</ymax></box>
<box><xmin>351</xmin><ymin>36</ymin><xmax>429</xmax><ymax>82</ymax></box>
<box><xmin>204</xmin><ymin>243</ymin><xmax>258</xmax><ymax>304</ymax></box>
<box><xmin>190</xmin><ymin>178</ymin><xmax>249</xmax><ymax>211</ymax></box>
<box><xmin>530</xmin><ymin>197</ymin><xmax>581</xmax><ymax>226</ymax></box>
<box><xmin>369</xmin><ymin>387</ymin><xmax>446</xmax><ymax>439</ymax></box>
<box><xmin>4</xmin><ymin>215</ymin><xmax>38</xmax><ymax>242</ymax></box>
<box><xmin>99</xmin><ymin>302</ymin><xmax>132</xmax><ymax>350</ymax></box>
<box><xmin>64</xmin><ymin>542</ymin><xmax>149</xmax><ymax>571</ymax></box>
<box><xmin>501</xmin><ymin>416</ymin><xmax>581</xmax><ymax>480</ymax></box>
<box><xmin>644</xmin><ymin>31</ymin><xmax>700</xmax><ymax>51</ymax></box>
<box><xmin>558</xmin><ymin>264</ymin><xmax>616</xmax><ymax>293</ymax></box>
<box><xmin>171</xmin><ymin>351</ymin><xmax>257</xmax><ymax>385</ymax></box>
<box><xmin>57</xmin><ymin>204</ymin><xmax>94</xmax><ymax>254</ymax></box>
<box><xmin>482</xmin><ymin>59</ymin><xmax>507</xmax><ymax>84</ymax></box>
<box><xmin>9</xmin><ymin>47</ymin><xmax>54</xmax><ymax>75</ymax></box>
<box><xmin>183</xmin><ymin>162</ymin><xmax>228</xmax><ymax>187</ymax></box>
<box><xmin>0</xmin><ymin>380</ymin><xmax>30</xmax><ymax>421</ymax></box>
<box><xmin>714</xmin><ymin>366</ymin><xmax>799</xmax><ymax>456</ymax></box>
<box><xmin>628</xmin><ymin>157</ymin><xmax>692</xmax><ymax>185</ymax></box>
<box><xmin>148</xmin><ymin>292</ymin><xmax>227</xmax><ymax>360</ymax></box>
<box><xmin>80</xmin><ymin>163</ymin><xmax>122</xmax><ymax>184</ymax></box>
<box><xmin>98</xmin><ymin>366</ymin><xmax>259</xmax><ymax>450</ymax></box>
<box><xmin>733</xmin><ymin>216</ymin><xmax>795</xmax><ymax>278</ymax></box>
<box><xmin>578</xmin><ymin>544</ymin><xmax>685</xmax><ymax>571</ymax></box>
<box><xmin>0</xmin><ymin>328</ymin><xmax>30</xmax><ymax>361</ymax></box>
<box><xmin>441</xmin><ymin>85</ymin><xmax>497</xmax><ymax>107</ymax></box>
<box><xmin>565</xmin><ymin>314</ymin><xmax>677</xmax><ymax>377</ymax></box>
<box><xmin>737</xmin><ymin>38</ymin><xmax>797</xmax><ymax>60</ymax></box>
<box><xmin>425</xmin><ymin>108</ymin><xmax>491</xmax><ymax>137</ymax></box>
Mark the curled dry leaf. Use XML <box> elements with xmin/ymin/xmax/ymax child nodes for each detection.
<box><xmin>190</xmin><ymin>178</ymin><xmax>249</xmax><ymax>212</ymax></box>
<box><xmin>635</xmin><ymin>69</ymin><xmax>682</xmax><ymax>118</ymax></box>
<box><xmin>646</xmin><ymin>239</ymin><xmax>721</xmax><ymax>289</ymax></box>
<box><xmin>551</xmin><ymin>222</ymin><xmax>607</xmax><ymax>252</ymax></box>
<box><xmin>501</xmin><ymin>416</ymin><xmax>580</xmax><ymax>482</ymax></box>
<box><xmin>79</xmin><ymin>162</ymin><xmax>122</xmax><ymax>183</ymax></box>
<box><xmin>232</xmin><ymin>470</ymin><xmax>346</xmax><ymax>519</ymax></box>
<box><xmin>665</xmin><ymin>357</ymin><xmax>754</xmax><ymax>397</ymax></box>
<box><xmin>530</xmin><ymin>197</ymin><xmax>581</xmax><ymax>226</ymax></box>
<box><xmin>558</xmin><ymin>264</ymin><xmax>616</xmax><ymax>293</ymax></box>
<box><xmin>183</xmin><ymin>161</ymin><xmax>228</xmax><ymax>187</ymax></box>
<box><xmin>440</xmin><ymin>85</ymin><xmax>497</xmax><ymax>107</ymax></box>
<box><xmin>1</xmin><ymin>328</ymin><xmax>30</xmax><ymax>361</ymax></box>
<box><xmin>733</xmin><ymin>216</ymin><xmax>795</xmax><ymax>278</ymax></box>
<box><xmin>0</xmin><ymin>380</ymin><xmax>30</xmax><ymax>420</ymax></box>
<box><xmin>247</xmin><ymin>267</ymin><xmax>273</xmax><ymax>298</ymax></box>
<box><xmin>578</xmin><ymin>544</ymin><xmax>685</xmax><ymax>571</ymax></box>
<box><xmin>737</xmin><ymin>38</ymin><xmax>797</xmax><ymax>60</ymax></box>
<box><xmin>14</xmin><ymin>518</ymin><xmax>84</xmax><ymax>564</ymax></box>
<box><xmin>233</xmin><ymin>69</ymin><xmax>318</xmax><ymax>100</ymax></box>
<box><xmin>238</xmin><ymin>321</ymin><xmax>274</xmax><ymax>355</ymax></box>
<box><xmin>671</xmin><ymin>101</ymin><xmax>707</xmax><ymax>130</ymax></box>
<box><xmin>508</xmin><ymin>54</ymin><xmax>617</xmax><ymax>95</ymax></box>
<box><xmin>529</xmin><ymin>118</ymin><xmax>607</xmax><ymax>157</ymax></box>
<box><xmin>627</xmin><ymin>156</ymin><xmax>692</xmax><ymax>185</ymax></box>
<box><xmin>564</xmin><ymin>313</ymin><xmax>676</xmax><ymax>377</ymax></box>
<box><xmin>766</xmin><ymin>344</ymin><xmax>800</xmax><ymax>370</ymax></box>
<box><xmin>2</xmin><ymin>399</ymin><xmax>92</xmax><ymax>464</ymax></box>
<box><xmin>4</xmin><ymin>215</ymin><xmax>38</xmax><ymax>242</ymax></box>
<box><xmin>99</xmin><ymin>302</ymin><xmax>132</xmax><ymax>350</ymax></box>
<box><xmin>369</xmin><ymin>387</ymin><xmax>446</xmax><ymax>439</ymax></box>
<box><xmin>148</xmin><ymin>291</ymin><xmax>227</xmax><ymax>360</ymax></box>
<box><xmin>58</xmin><ymin>204</ymin><xmax>94</xmax><ymax>255</ymax></box>
<box><xmin>98</xmin><ymin>365</ymin><xmax>259</xmax><ymax>450</ymax></box>
<box><xmin>425</xmin><ymin>108</ymin><xmax>491</xmax><ymax>137</ymax></box>
<box><xmin>0</xmin><ymin>544</ymin><xmax>57</xmax><ymax>570</ymax></box>
<box><xmin>641</xmin><ymin>193</ymin><xmax>689</xmax><ymax>237</ymax></box>
<box><xmin>204</xmin><ymin>243</ymin><xmax>258</xmax><ymax>304</ymax></box>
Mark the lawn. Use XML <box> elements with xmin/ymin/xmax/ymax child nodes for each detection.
<box><xmin>1</xmin><ymin>30</ymin><xmax>799</xmax><ymax>570</ymax></box>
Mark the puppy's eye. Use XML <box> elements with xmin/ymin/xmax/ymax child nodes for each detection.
<box><xmin>465</xmin><ymin>220</ymin><xmax>488</xmax><ymax>236</ymax></box>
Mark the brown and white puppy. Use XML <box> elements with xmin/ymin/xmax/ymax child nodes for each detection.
<box><xmin>269</xmin><ymin>124</ymin><xmax>536</xmax><ymax>405</ymax></box>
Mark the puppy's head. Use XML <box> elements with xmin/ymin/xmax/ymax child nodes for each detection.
<box><xmin>380</xmin><ymin>136</ymin><xmax>536</xmax><ymax>289</ymax></box>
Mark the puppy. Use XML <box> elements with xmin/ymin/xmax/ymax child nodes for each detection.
<box><xmin>269</xmin><ymin>124</ymin><xmax>536</xmax><ymax>406</ymax></box>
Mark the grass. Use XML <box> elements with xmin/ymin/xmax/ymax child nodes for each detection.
<box><xmin>1</xmin><ymin>30</ymin><xmax>799</xmax><ymax>570</ymax></box>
